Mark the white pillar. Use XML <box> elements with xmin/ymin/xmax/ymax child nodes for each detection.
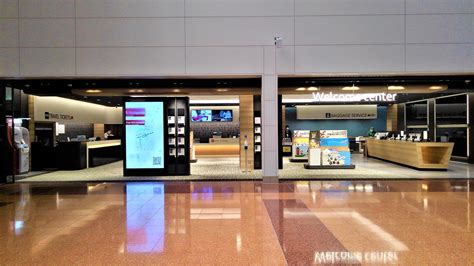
<box><xmin>262</xmin><ymin>46</ymin><xmax>279</xmax><ymax>183</ymax></box>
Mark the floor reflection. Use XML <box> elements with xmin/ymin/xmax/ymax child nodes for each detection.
<box><xmin>126</xmin><ymin>183</ymin><xmax>165</xmax><ymax>253</ymax></box>
<box><xmin>0</xmin><ymin>180</ymin><xmax>472</xmax><ymax>264</ymax></box>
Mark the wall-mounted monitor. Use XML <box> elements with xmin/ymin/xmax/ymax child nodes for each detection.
<box><xmin>191</xmin><ymin>109</ymin><xmax>212</xmax><ymax>122</ymax></box>
<box><xmin>191</xmin><ymin>109</ymin><xmax>233</xmax><ymax>122</ymax></box>
<box><xmin>211</xmin><ymin>110</ymin><xmax>233</xmax><ymax>122</ymax></box>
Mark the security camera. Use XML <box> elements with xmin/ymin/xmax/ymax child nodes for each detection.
<box><xmin>274</xmin><ymin>37</ymin><xmax>283</xmax><ymax>48</ymax></box>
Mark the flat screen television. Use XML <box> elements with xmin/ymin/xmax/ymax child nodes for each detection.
<box><xmin>211</xmin><ymin>110</ymin><xmax>233</xmax><ymax>122</ymax></box>
<box><xmin>191</xmin><ymin>109</ymin><xmax>212</xmax><ymax>122</ymax></box>
<box><xmin>191</xmin><ymin>109</ymin><xmax>233</xmax><ymax>122</ymax></box>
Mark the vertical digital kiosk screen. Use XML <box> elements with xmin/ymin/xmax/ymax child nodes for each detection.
<box><xmin>125</xmin><ymin>102</ymin><xmax>165</xmax><ymax>169</ymax></box>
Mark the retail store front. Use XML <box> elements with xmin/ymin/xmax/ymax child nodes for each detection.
<box><xmin>1</xmin><ymin>75</ymin><xmax>474</xmax><ymax>183</ymax></box>
<box><xmin>1</xmin><ymin>77</ymin><xmax>264</xmax><ymax>182</ymax></box>
<box><xmin>276</xmin><ymin>75</ymin><xmax>474</xmax><ymax>180</ymax></box>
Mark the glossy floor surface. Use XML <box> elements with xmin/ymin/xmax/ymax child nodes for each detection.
<box><xmin>18</xmin><ymin>155</ymin><xmax>474</xmax><ymax>182</ymax></box>
<box><xmin>1</xmin><ymin>180</ymin><xmax>473</xmax><ymax>265</ymax></box>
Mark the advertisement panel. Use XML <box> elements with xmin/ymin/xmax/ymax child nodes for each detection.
<box><xmin>292</xmin><ymin>130</ymin><xmax>310</xmax><ymax>159</ymax></box>
<box><xmin>125</xmin><ymin>102</ymin><xmax>165</xmax><ymax>169</ymax></box>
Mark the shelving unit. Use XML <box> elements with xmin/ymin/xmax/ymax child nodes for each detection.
<box><xmin>167</xmin><ymin>98</ymin><xmax>190</xmax><ymax>175</ymax></box>
<box><xmin>253</xmin><ymin>95</ymin><xmax>262</xmax><ymax>169</ymax></box>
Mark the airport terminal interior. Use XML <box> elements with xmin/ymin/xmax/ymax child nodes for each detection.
<box><xmin>1</xmin><ymin>76</ymin><xmax>473</xmax><ymax>183</ymax></box>
<box><xmin>1</xmin><ymin>0</ymin><xmax>474</xmax><ymax>264</ymax></box>
<box><xmin>1</xmin><ymin>75</ymin><xmax>474</xmax><ymax>265</ymax></box>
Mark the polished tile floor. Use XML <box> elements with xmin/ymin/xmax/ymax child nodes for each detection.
<box><xmin>1</xmin><ymin>180</ymin><xmax>473</xmax><ymax>265</ymax></box>
<box><xmin>18</xmin><ymin>155</ymin><xmax>474</xmax><ymax>182</ymax></box>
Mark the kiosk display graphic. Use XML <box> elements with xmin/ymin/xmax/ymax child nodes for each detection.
<box><xmin>125</xmin><ymin>102</ymin><xmax>165</xmax><ymax>169</ymax></box>
<box><xmin>292</xmin><ymin>130</ymin><xmax>310</xmax><ymax>159</ymax></box>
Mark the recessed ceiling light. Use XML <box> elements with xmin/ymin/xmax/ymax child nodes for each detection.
<box><xmin>341</xmin><ymin>85</ymin><xmax>360</xmax><ymax>91</ymax></box>
<box><xmin>85</xmin><ymin>89</ymin><xmax>102</xmax><ymax>93</ymax></box>
<box><xmin>429</xmin><ymin>85</ymin><xmax>445</xmax><ymax>90</ymax></box>
<box><xmin>307</xmin><ymin>87</ymin><xmax>318</xmax><ymax>91</ymax></box>
<box><xmin>296</xmin><ymin>87</ymin><xmax>306</xmax><ymax>91</ymax></box>
<box><xmin>173</xmin><ymin>89</ymin><xmax>180</xmax><ymax>93</ymax></box>
<box><xmin>388</xmin><ymin>86</ymin><xmax>405</xmax><ymax>90</ymax></box>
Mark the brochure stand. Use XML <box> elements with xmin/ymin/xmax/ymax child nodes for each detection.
<box><xmin>167</xmin><ymin>97</ymin><xmax>190</xmax><ymax>175</ymax></box>
<box><xmin>253</xmin><ymin>95</ymin><xmax>262</xmax><ymax>169</ymax></box>
<box><xmin>304</xmin><ymin>130</ymin><xmax>355</xmax><ymax>169</ymax></box>
<box><xmin>289</xmin><ymin>130</ymin><xmax>310</xmax><ymax>162</ymax></box>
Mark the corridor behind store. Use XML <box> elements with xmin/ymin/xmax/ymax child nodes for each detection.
<box><xmin>1</xmin><ymin>180</ymin><xmax>472</xmax><ymax>264</ymax></box>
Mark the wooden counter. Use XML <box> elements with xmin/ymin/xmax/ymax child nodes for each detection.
<box><xmin>86</xmin><ymin>140</ymin><xmax>122</xmax><ymax>168</ymax></box>
<box><xmin>366</xmin><ymin>139</ymin><xmax>454</xmax><ymax>170</ymax></box>
<box><xmin>194</xmin><ymin>143</ymin><xmax>240</xmax><ymax>157</ymax></box>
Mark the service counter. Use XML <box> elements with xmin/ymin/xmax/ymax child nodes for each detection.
<box><xmin>366</xmin><ymin>139</ymin><xmax>454</xmax><ymax>170</ymax></box>
<box><xmin>194</xmin><ymin>138</ymin><xmax>240</xmax><ymax>157</ymax></box>
<box><xmin>86</xmin><ymin>140</ymin><xmax>122</xmax><ymax>168</ymax></box>
<box><xmin>55</xmin><ymin>140</ymin><xmax>122</xmax><ymax>170</ymax></box>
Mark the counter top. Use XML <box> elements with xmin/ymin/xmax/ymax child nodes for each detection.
<box><xmin>194</xmin><ymin>142</ymin><xmax>240</xmax><ymax>157</ymax></box>
<box><xmin>86</xmin><ymin>140</ymin><xmax>121</xmax><ymax>149</ymax></box>
<box><xmin>366</xmin><ymin>138</ymin><xmax>454</xmax><ymax>170</ymax></box>
<box><xmin>86</xmin><ymin>140</ymin><xmax>122</xmax><ymax>168</ymax></box>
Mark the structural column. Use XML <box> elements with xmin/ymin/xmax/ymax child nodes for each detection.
<box><xmin>261</xmin><ymin>46</ymin><xmax>279</xmax><ymax>182</ymax></box>
<box><xmin>468</xmin><ymin>93</ymin><xmax>474</xmax><ymax>164</ymax></box>
<box><xmin>239</xmin><ymin>95</ymin><xmax>254</xmax><ymax>171</ymax></box>
<box><xmin>0</xmin><ymin>84</ymin><xmax>6</xmax><ymax>184</ymax></box>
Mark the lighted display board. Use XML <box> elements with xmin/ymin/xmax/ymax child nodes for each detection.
<box><xmin>125</xmin><ymin>102</ymin><xmax>165</xmax><ymax>169</ymax></box>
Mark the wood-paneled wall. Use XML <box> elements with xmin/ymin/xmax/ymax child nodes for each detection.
<box><xmin>239</xmin><ymin>95</ymin><xmax>254</xmax><ymax>171</ymax></box>
<box><xmin>94</xmin><ymin>124</ymin><xmax>105</xmax><ymax>139</ymax></box>
<box><xmin>386</xmin><ymin>104</ymin><xmax>398</xmax><ymax>131</ymax></box>
<box><xmin>282</xmin><ymin>104</ymin><xmax>286</xmax><ymax>136</ymax></box>
<box><xmin>28</xmin><ymin>95</ymin><xmax>35</xmax><ymax>143</ymax></box>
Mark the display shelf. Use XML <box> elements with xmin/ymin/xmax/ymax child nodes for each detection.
<box><xmin>177</xmin><ymin>116</ymin><xmax>186</xmax><ymax>124</ymax></box>
<box><xmin>166</xmin><ymin>98</ymin><xmax>190</xmax><ymax>175</ymax></box>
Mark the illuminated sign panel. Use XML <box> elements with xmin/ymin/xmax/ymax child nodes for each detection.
<box><xmin>125</xmin><ymin>101</ymin><xmax>165</xmax><ymax>169</ymax></box>
<box><xmin>312</xmin><ymin>92</ymin><xmax>397</xmax><ymax>102</ymax></box>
